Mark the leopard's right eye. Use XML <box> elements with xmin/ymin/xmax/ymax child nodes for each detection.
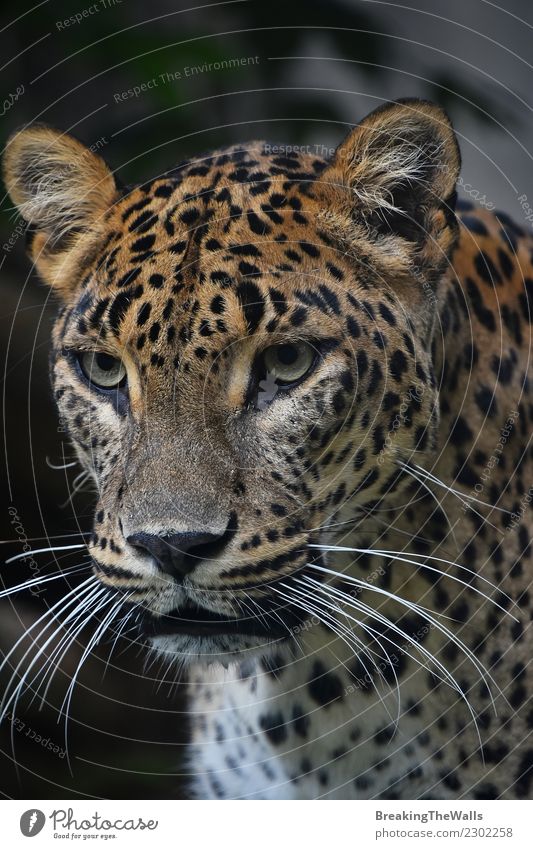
<box><xmin>78</xmin><ymin>351</ymin><xmax>127</xmax><ymax>390</ymax></box>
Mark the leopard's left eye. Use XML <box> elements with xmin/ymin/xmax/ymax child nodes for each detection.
<box><xmin>78</xmin><ymin>351</ymin><xmax>127</xmax><ymax>389</ymax></box>
<box><xmin>261</xmin><ymin>342</ymin><xmax>315</xmax><ymax>385</ymax></box>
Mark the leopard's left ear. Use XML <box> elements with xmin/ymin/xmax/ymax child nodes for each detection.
<box><xmin>3</xmin><ymin>125</ymin><xmax>119</xmax><ymax>296</ymax></box>
<box><xmin>318</xmin><ymin>99</ymin><xmax>461</xmax><ymax>269</ymax></box>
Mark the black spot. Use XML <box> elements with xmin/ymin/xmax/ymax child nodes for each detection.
<box><xmin>259</xmin><ymin>711</ymin><xmax>287</xmax><ymax>745</ymax></box>
<box><xmin>475</xmin><ymin>385</ymin><xmax>497</xmax><ymax>417</ymax></box>
<box><xmin>236</xmin><ymin>281</ymin><xmax>265</xmax><ymax>332</ymax></box>
<box><xmin>291</xmin><ymin>705</ymin><xmax>310</xmax><ymax>738</ymax></box>
<box><xmin>449</xmin><ymin>416</ymin><xmax>473</xmax><ymax>446</ymax></box>
<box><xmin>308</xmin><ymin>660</ymin><xmax>343</xmax><ymax>707</ymax></box>
<box><xmin>466</xmin><ymin>277</ymin><xmax>496</xmax><ymax>332</ymax></box>
<box><xmin>346</xmin><ymin>315</ymin><xmax>361</xmax><ymax>338</ymax></box>
<box><xmin>107</xmin><ymin>290</ymin><xmax>132</xmax><ymax>332</ymax></box>
<box><xmin>247</xmin><ymin>211</ymin><xmax>271</xmax><ymax>235</ymax></box>
<box><xmin>136</xmin><ymin>302</ymin><xmax>151</xmax><ymax>327</ymax></box>
<box><xmin>497</xmin><ymin>247</ymin><xmax>514</xmax><ymax>280</ymax></box>
<box><xmin>390</xmin><ymin>350</ymin><xmax>408</xmax><ymax>381</ymax></box>
<box><xmin>515</xmin><ymin>749</ymin><xmax>533</xmax><ymax>797</ymax></box>
<box><xmin>491</xmin><ymin>352</ymin><xmax>516</xmax><ymax>385</ymax></box>
<box><xmin>474</xmin><ymin>250</ymin><xmax>502</xmax><ymax>286</ymax></box>
<box><xmin>299</xmin><ymin>240</ymin><xmax>320</xmax><ymax>258</ymax></box>
<box><xmin>318</xmin><ymin>285</ymin><xmax>340</xmax><ymax>315</ymax></box>
<box><xmin>116</xmin><ymin>267</ymin><xmax>141</xmax><ymax>289</ymax></box>
<box><xmin>210</xmin><ymin>295</ymin><xmax>225</xmax><ymax>314</ymax></box>
<box><xmin>461</xmin><ymin>216</ymin><xmax>488</xmax><ymax>236</ymax></box>
<box><xmin>326</xmin><ymin>263</ymin><xmax>344</xmax><ymax>281</ymax></box>
<box><xmin>180</xmin><ymin>207</ymin><xmax>200</xmax><ymax>226</ymax></box>
<box><xmin>131</xmin><ymin>234</ymin><xmax>155</xmax><ymax>254</ymax></box>
<box><xmin>149</xmin><ymin>322</ymin><xmax>160</xmax><ymax>342</ymax></box>
<box><xmin>238</xmin><ymin>261</ymin><xmax>260</xmax><ymax>277</ymax></box>
<box><xmin>379</xmin><ymin>303</ymin><xmax>396</xmax><ymax>325</ymax></box>
<box><xmin>290</xmin><ymin>307</ymin><xmax>308</xmax><ymax>327</ymax></box>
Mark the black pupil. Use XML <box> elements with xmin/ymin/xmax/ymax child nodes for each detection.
<box><xmin>276</xmin><ymin>344</ymin><xmax>299</xmax><ymax>366</ymax></box>
<box><xmin>95</xmin><ymin>353</ymin><xmax>116</xmax><ymax>372</ymax></box>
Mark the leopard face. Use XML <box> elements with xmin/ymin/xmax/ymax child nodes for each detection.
<box><xmin>3</xmin><ymin>99</ymin><xmax>460</xmax><ymax>661</ymax></box>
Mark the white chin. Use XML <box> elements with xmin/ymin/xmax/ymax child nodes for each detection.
<box><xmin>149</xmin><ymin>632</ymin><xmax>286</xmax><ymax>665</ymax></box>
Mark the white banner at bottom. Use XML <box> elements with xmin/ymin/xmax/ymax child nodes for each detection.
<box><xmin>1</xmin><ymin>799</ymin><xmax>532</xmax><ymax>848</ymax></box>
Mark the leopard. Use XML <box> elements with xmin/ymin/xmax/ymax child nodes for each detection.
<box><xmin>3</xmin><ymin>98</ymin><xmax>532</xmax><ymax>799</ymax></box>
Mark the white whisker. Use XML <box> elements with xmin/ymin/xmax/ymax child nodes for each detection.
<box><xmin>309</xmin><ymin>544</ymin><xmax>516</xmax><ymax>619</ymax></box>
<box><xmin>46</xmin><ymin>458</ymin><xmax>78</xmax><ymax>470</ymax></box>
<box><xmin>0</xmin><ymin>563</ymin><xmax>89</xmax><ymax>600</ymax></box>
<box><xmin>304</xmin><ymin>567</ymin><xmax>498</xmax><ymax>736</ymax></box>
<box><xmin>5</xmin><ymin>543</ymin><xmax>86</xmax><ymax>564</ymax></box>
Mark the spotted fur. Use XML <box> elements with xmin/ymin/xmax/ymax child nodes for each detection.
<box><xmin>4</xmin><ymin>99</ymin><xmax>532</xmax><ymax>799</ymax></box>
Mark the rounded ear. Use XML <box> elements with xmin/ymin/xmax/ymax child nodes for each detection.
<box><xmin>3</xmin><ymin>126</ymin><xmax>119</xmax><ymax>294</ymax></box>
<box><xmin>318</xmin><ymin>99</ymin><xmax>461</xmax><ymax>271</ymax></box>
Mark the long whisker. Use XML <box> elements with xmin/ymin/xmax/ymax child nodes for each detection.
<box><xmin>0</xmin><ymin>532</ymin><xmax>90</xmax><ymax>545</ymax></box>
<box><xmin>308</xmin><ymin>544</ymin><xmax>516</xmax><ymax>619</ymax></box>
<box><xmin>307</xmin><ymin>564</ymin><xmax>501</xmax><ymax>701</ymax></box>
<box><xmin>60</xmin><ymin>471</ymin><xmax>93</xmax><ymax>509</ymax></box>
<box><xmin>397</xmin><ymin>462</ymin><xmax>459</xmax><ymax>547</ymax></box>
<box><xmin>5</xmin><ymin>543</ymin><xmax>87</xmax><ymax>564</ymax></box>
<box><xmin>0</xmin><ymin>576</ymin><xmax>100</xmax><ymax>725</ymax></box>
<box><xmin>0</xmin><ymin>563</ymin><xmax>90</xmax><ymax>600</ymax></box>
<box><xmin>9</xmin><ymin>584</ymin><xmax>108</xmax><ymax>760</ymax></box>
<box><xmin>32</xmin><ymin>584</ymin><xmax>110</xmax><ymax>708</ymax></box>
<box><xmin>410</xmin><ymin>461</ymin><xmax>512</xmax><ymax>514</ymax></box>
<box><xmin>60</xmin><ymin>592</ymin><xmax>125</xmax><ymax>774</ymax></box>
<box><xmin>275</xmin><ymin>584</ymin><xmax>402</xmax><ymax>730</ymax></box>
<box><xmin>296</xmin><ymin>575</ymin><xmax>474</xmax><ymax>709</ymax></box>
<box><xmin>290</xmin><ymin>581</ymin><xmax>404</xmax><ymax>729</ymax></box>
<box><xmin>398</xmin><ymin>460</ymin><xmax>503</xmax><ymax>535</ymax></box>
<box><xmin>305</xmin><ymin>567</ymin><xmax>500</xmax><ymax>731</ymax></box>
<box><xmin>45</xmin><ymin>458</ymin><xmax>78</xmax><ymax>470</ymax></box>
<box><xmin>103</xmin><ymin>605</ymin><xmax>139</xmax><ymax>678</ymax></box>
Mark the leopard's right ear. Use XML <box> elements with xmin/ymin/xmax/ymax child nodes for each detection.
<box><xmin>3</xmin><ymin>125</ymin><xmax>119</xmax><ymax>296</ymax></box>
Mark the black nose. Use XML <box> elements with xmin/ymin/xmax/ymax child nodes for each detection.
<box><xmin>127</xmin><ymin>530</ymin><xmax>226</xmax><ymax>580</ymax></box>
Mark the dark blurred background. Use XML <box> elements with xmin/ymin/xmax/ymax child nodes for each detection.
<box><xmin>1</xmin><ymin>0</ymin><xmax>532</xmax><ymax>799</ymax></box>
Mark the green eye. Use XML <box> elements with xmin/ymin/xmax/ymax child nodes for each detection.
<box><xmin>79</xmin><ymin>351</ymin><xmax>127</xmax><ymax>389</ymax></box>
<box><xmin>262</xmin><ymin>342</ymin><xmax>315</xmax><ymax>385</ymax></box>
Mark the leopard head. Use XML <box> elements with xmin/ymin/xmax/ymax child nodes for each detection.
<box><xmin>3</xmin><ymin>100</ymin><xmax>460</xmax><ymax>661</ymax></box>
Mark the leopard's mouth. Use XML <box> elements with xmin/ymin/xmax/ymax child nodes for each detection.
<box><xmin>137</xmin><ymin>600</ymin><xmax>304</xmax><ymax>639</ymax></box>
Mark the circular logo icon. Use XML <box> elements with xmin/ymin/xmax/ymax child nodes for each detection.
<box><xmin>20</xmin><ymin>810</ymin><xmax>46</xmax><ymax>837</ymax></box>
